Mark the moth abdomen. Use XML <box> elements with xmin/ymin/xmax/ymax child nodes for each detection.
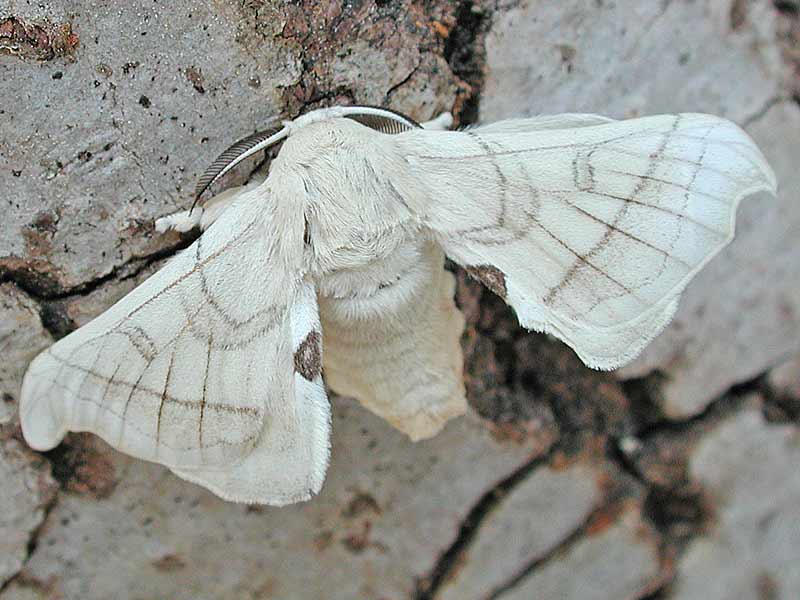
<box><xmin>316</xmin><ymin>237</ymin><xmax>435</xmax><ymax>320</ymax></box>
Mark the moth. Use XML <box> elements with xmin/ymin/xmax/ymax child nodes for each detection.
<box><xmin>19</xmin><ymin>105</ymin><xmax>776</xmax><ymax>505</ymax></box>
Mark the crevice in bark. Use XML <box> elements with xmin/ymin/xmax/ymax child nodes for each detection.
<box><xmin>773</xmin><ymin>0</ymin><xmax>800</xmax><ymax>99</ymax></box>
<box><xmin>484</xmin><ymin>495</ymin><xmax>651</xmax><ymax>600</ymax></box>
<box><xmin>1</xmin><ymin>236</ymin><xmax>196</xmax><ymax>339</ymax></box>
<box><xmin>774</xmin><ymin>0</ymin><xmax>799</xmax><ymax>15</ymax></box>
<box><xmin>639</xmin><ymin>584</ymin><xmax>671</xmax><ymax>600</ymax></box>
<box><xmin>760</xmin><ymin>371</ymin><xmax>800</xmax><ymax>424</ymax></box>
<box><xmin>443</xmin><ymin>0</ymin><xmax>492</xmax><ymax>125</ymax></box>
<box><xmin>1</xmin><ymin>235</ymin><xmax>195</xmax><ymax>303</ymax></box>
<box><xmin>603</xmin><ymin>373</ymin><xmax>786</xmax><ymax>596</ymax></box>
<box><xmin>414</xmin><ymin>446</ymin><xmax>556</xmax><ymax>600</ymax></box>
<box><xmin>485</xmin><ymin>516</ymin><xmax>590</xmax><ymax>599</ymax></box>
<box><xmin>627</xmin><ymin>379</ymin><xmax>754</xmax><ymax>442</ymax></box>
<box><xmin>417</xmin><ymin>430</ymin><xmax>657</xmax><ymax>599</ymax></box>
<box><xmin>742</xmin><ymin>95</ymin><xmax>787</xmax><ymax>127</ymax></box>
<box><xmin>619</xmin><ymin>371</ymin><xmax>670</xmax><ymax>432</ymax></box>
<box><xmin>41</xmin><ymin>434</ymin><xmax>117</xmax><ymax>499</ymax></box>
<box><xmin>0</xmin><ymin>489</ymin><xmax>59</xmax><ymax>595</ymax></box>
<box><xmin>600</xmin><ymin>377</ymin><xmax>786</xmax><ymax>597</ymax></box>
<box><xmin>383</xmin><ymin>61</ymin><xmax>422</xmax><ymax>103</ymax></box>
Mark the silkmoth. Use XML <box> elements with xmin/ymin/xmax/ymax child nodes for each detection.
<box><xmin>19</xmin><ymin>105</ymin><xmax>776</xmax><ymax>505</ymax></box>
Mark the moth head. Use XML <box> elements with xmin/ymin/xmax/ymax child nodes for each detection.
<box><xmin>194</xmin><ymin>106</ymin><xmax>420</xmax><ymax>207</ymax></box>
<box><xmin>255</xmin><ymin>126</ymin><xmax>411</xmax><ymax>277</ymax></box>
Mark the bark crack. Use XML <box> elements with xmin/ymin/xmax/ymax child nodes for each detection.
<box><xmin>443</xmin><ymin>0</ymin><xmax>492</xmax><ymax>125</ymax></box>
<box><xmin>742</xmin><ymin>95</ymin><xmax>788</xmax><ymax>127</ymax></box>
<box><xmin>0</xmin><ymin>483</ymin><xmax>59</xmax><ymax>595</ymax></box>
<box><xmin>415</xmin><ymin>447</ymin><xmax>556</xmax><ymax>599</ymax></box>
<box><xmin>484</xmin><ymin>497</ymin><xmax>659</xmax><ymax>600</ymax></box>
<box><xmin>1</xmin><ymin>235</ymin><xmax>195</xmax><ymax>339</ymax></box>
<box><xmin>383</xmin><ymin>61</ymin><xmax>422</xmax><ymax>103</ymax></box>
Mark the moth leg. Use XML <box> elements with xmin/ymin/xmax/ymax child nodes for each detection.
<box><xmin>155</xmin><ymin>177</ymin><xmax>264</xmax><ymax>233</ymax></box>
<box><xmin>154</xmin><ymin>208</ymin><xmax>202</xmax><ymax>234</ymax></box>
<box><xmin>421</xmin><ymin>112</ymin><xmax>453</xmax><ymax>131</ymax></box>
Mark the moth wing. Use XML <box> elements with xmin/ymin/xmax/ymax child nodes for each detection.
<box><xmin>20</xmin><ymin>185</ymin><xmax>330</xmax><ymax>505</ymax></box>
<box><xmin>472</xmin><ymin>113</ymin><xmax>615</xmax><ymax>134</ymax></box>
<box><xmin>319</xmin><ymin>243</ymin><xmax>465</xmax><ymax>441</ymax></box>
<box><xmin>397</xmin><ymin>113</ymin><xmax>776</xmax><ymax>369</ymax></box>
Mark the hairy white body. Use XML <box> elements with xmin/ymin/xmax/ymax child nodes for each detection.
<box><xmin>20</xmin><ymin>106</ymin><xmax>776</xmax><ymax>505</ymax></box>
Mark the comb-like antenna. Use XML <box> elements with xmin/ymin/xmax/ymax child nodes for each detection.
<box><xmin>192</xmin><ymin>106</ymin><xmax>420</xmax><ymax>211</ymax></box>
<box><xmin>339</xmin><ymin>105</ymin><xmax>422</xmax><ymax>133</ymax></box>
<box><xmin>192</xmin><ymin>124</ymin><xmax>288</xmax><ymax>209</ymax></box>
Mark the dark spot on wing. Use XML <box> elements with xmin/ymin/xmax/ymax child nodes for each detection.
<box><xmin>294</xmin><ymin>330</ymin><xmax>322</xmax><ymax>381</ymax></box>
<box><xmin>466</xmin><ymin>265</ymin><xmax>507</xmax><ymax>300</ymax></box>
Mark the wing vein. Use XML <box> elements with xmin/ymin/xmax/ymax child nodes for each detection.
<box><xmin>544</xmin><ymin>116</ymin><xmax>681</xmax><ymax>309</ymax></box>
<box><xmin>199</xmin><ymin>335</ymin><xmax>213</xmax><ymax>453</ymax></box>
<box><xmin>559</xmin><ymin>196</ymin><xmax>693</xmax><ymax>270</ymax></box>
<box><xmin>156</xmin><ymin>349</ymin><xmax>177</xmax><ymax>455</ymax></box>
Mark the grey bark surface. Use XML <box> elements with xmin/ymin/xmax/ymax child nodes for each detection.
<box><xmin>1</xmin><ymin>1</ymin><xmax>798</xmax><ymax>599</ymax></box>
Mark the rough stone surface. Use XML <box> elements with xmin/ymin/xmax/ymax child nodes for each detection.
<box><xmin>1</xmin><ymin>2</ymin><xmax>280</xmax><ymax>293</ymax></box>
<box><xmin>54</xmin><ymin>255</ymin><xmax>169</xmax><ymax>335</ymax></box>
<box><xmin>775</xmin><ymin>0</ymin><xmax>800</xmax><ymax>96</ymax></box>
<box><xmin>671</xmin><ymin>408</ymin><xmax>800</xmax><ymax>599</ymax></box>
<box><xmin>438</xmin><ymin>456</ymin><xmax>608</xmax><ymax>600</ymax></box>
<box><xmin>7</xmin><ymin>401</ymin><xmax>550</xmax><ymax>600</ymax></box>
<box><xmin>482</xmin><ymin>0</ymin><xmax>782</xmax><ymax>123</ymax></box>
<box><xmin>0</xmin><ymin>0</ymin><xmax>455</xmax><ymax>294</ymax></box>
<box><xmin>0</xmin><ymin>438</ymin><xmax>58</xmax><ymax>588</ymax></box>
<box><xmin>0</xmin><ymin>285</ymin><xmax>52</xmax><ymax>425</ymax></box>
<box><xmin>481</xmin><ymin>0</ymin><xmax>799</xmax><ymax>419</ymax></box>
<box><xmin>768</xmin><ymin>352</ymin><xmax>800</xmax><ymax>402</ymax></box>
<box><xmin>496</xmin><ymin>500</ymin><xmax>663</xmax><ymax>600</ymax></box>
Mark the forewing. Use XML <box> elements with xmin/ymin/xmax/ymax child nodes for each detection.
<box><xmin>397</xmin><ymin>113</ymin><xmax>777</xmax><ymax>369</ymax></box>
<box><xmin>172</xmin><ymin>280</ymin><xmax>329</xmax><ymax>505</ymax></box>
<box><xmin>20</xmin><ymin>184</ymin><xmax>330</xmax><ymax>505</ymax></box>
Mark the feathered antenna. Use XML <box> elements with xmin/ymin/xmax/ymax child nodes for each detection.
<box><xmin>339</xmin><ymin>105</ymin><xmax>422</xmax><ymax>133</ymax></box>
<box><xmin>192</xmin><ymin>106</ymin><xmax>421</xmax><ymax>212</ymax></box>
<box><xmin>192</xmin><ymin>124</ymin><xmax>288</xmax><ymax>211</ymax></box>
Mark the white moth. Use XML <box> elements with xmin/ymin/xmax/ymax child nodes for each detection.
<box><xmin>19</xmin><ymin>105</ymin><xmax>776</xmax><ymax>505</ymax></box>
